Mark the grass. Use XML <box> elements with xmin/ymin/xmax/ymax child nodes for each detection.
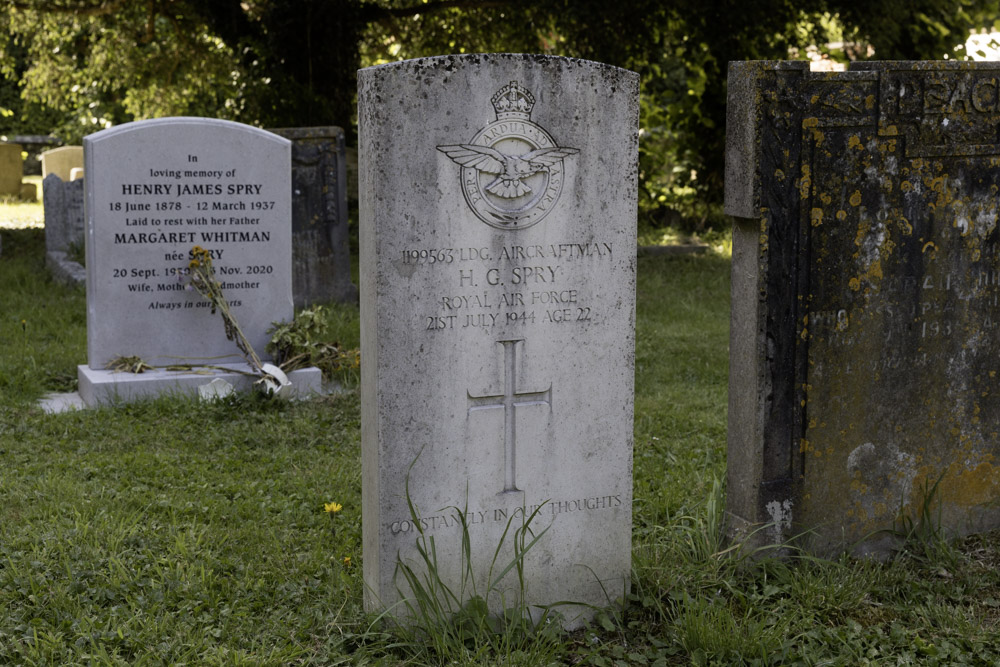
<box><xmin>2</xmin><ymin>214</ymin><xmax>1000</xmax><ymax>664</ymax></box>
<box><xmin>0</xmin><ymin>175</ymin><xmax>44</xmax><ymax>228</ymax></box>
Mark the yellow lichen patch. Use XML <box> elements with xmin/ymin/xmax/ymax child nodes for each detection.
<box><xmin>899</xmin><ymin>217</ymin><xmax>913</xmax><ymax>235</ymax></box>
<box><xmin>799</xmin><ymin>165</ymin><xmax>812</xmax><ymax>199</ymax></box>
<box><xmin>922</xmin><ymin>241</ymin><xmax>937</xmax><ymax>253</ymax></box>
<box><xmin>914</xmin><ymin>462</ymin><xmax>1000</xmax><ymax>508</ymax></box>
<box><xmin>853</xmin><ymin>218</ymin><xmax>871</xmax><ymax>248</ymax></box>
<box><xmin>927</xmin><ymin>174</ymin><xmax>954</xmax><ymax>210</ymax></box>
<box><xmin>883</xmin><ymin>124</ymin><xmax>899</xmax><ymax>136</ymax></box>
<box><xmin>901</xmin><ymin>180</ymin><xmax>912</xmax><ymax>192</ymax></box>
<box><xmin>820</xmin><ymin>192</ymin><xmax>832</xmax><ymax>205</ymax></box>
<box><xmin>802</xmin><ymin>116</ymin><xmax>824</xmax><ymax>144</ymax></box>
<box><xmin>865</xmin><ymin>94</ymin><xmax>876</xmax><ymax>109</ymax></box>
<box><xmin>849</xmin><ymin>190</ymin><xmax>862</xmax><ymax>207</ymax></box>
<box><xmin>800</xmin><ymin>439</ymin><xmax>812</xmax><ymax>453</ymax></box>
<box><xmin>836</xmin><ymin>210</ymin><xmax>847</xmax><ymax>221</ymax></box>
<box><xmin>810</xmin><ymin>208</ymin><xmax>824</xmax><ymax>226</ymax></box>
<box><xmin>810</xmin><ymin>94</ymin><xmax>820</xmax><ymax>104</ymax></box>
<box><xmin>849</xmin><ymin>277</ymin><xmax>861</xmax><ymax>291</ymax></box>
<box><xmin>866</xmin><ymin>259</ymin><xmax>883</xmax><ymax>281</ymax></box>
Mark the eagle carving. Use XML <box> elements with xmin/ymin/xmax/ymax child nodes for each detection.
<box><xmin>437</xmin><ymin>144</ymin><xmax>580</xmax><ymax>199</ymax></box>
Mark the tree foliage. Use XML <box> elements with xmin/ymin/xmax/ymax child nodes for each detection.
<box><xmin>2</xmin><ymin>0</ymin><xmax>999</xmax><ymax>225</ymax></box>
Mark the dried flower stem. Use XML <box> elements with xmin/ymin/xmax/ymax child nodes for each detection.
<box><xmin>186</xmin><ymin>246</ymin><xmax>264</xmax><ymax>374</ymax></box>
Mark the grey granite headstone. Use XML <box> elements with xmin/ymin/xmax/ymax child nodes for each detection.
<box><xmin>359</xmin><ymin>54</ymin><xmax>638</xmax><ymax>627</ymax></box>
<box><xmin>269</xmin><ymin>127</ymin><xmax>358</xmax><ymax>306</ymax></box>
<box><xmin>726</xmin><ymin>61</ymin><xmax>1000</xmax><ymax>556</ymax></box>
<box><xmin>44</xmin><ymin>175</ymin><xmax>87</xmax><ymax>284</ymax></box>
<box><xmin>43</xmin><ymin>174</ymin><xmax>67</xmax><ymax>254</ymax></box>
<box><xmin>78</xmin><ymin>117</ymin><xmax>319</xmax><ymax>405</ymax></box>
<box><xmin>43</xmin><ymin>174</ymin><xmax>86</xmax><ymax>284</ymax></box>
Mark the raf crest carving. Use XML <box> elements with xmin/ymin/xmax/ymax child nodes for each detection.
<box><xmin>438</xmin><ymin>81</ymin><xmax>578</xmax><ymax>230</ymax></box>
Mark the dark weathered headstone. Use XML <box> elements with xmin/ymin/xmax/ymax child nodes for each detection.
<box><xmin>270</xmin><ymin>127</ymin><xmax>358</xmax><ymax>306</ymax></box>
<box><xmin>726</xmin><ymin>61</ymin><xmax>1000</xmax><ymax>556</ymax></box>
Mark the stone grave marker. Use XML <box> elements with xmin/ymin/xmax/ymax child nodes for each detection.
<box><xmin>43</xmin><ymin>174</ymin><xmax>87</xmax><ymax>284</ymax></box>
<box><xmin>359</xmin><ymin>54</ymin><xmax>638</xmax><ymax>627</ymax></box>
<box><xmin>0</xmin><ymin>143</ymin><xmax>23</xmax><ymax>196</ymax></box>
<box><xmin>13</xmin><ymin>134</ymin><xmax>60</xmax><ymax>175</ymax></box>
<box><xmin>78</xmin><ymin>117</ymin><xmax>320</xmax><ymax>406</ymax></box>
<box><xmin>726</xmin><ymin>61</ymin><xmax>1000</xmax><ymax>556</ymax></box>
<box><xmin>269</xmin><ymin>127</ymin><xmax>358</xmax><ymax>306</ymax></box>
<box><xmin>41</xmin><ymin>146</ymin><xmax>84</xmax><ymax>182</ymax></box>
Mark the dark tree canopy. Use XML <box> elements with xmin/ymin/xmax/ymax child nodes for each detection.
<box><xmin>2</xmin><ymin>0</ymin><xmax>998</xmax><ymax>223</ymax></box>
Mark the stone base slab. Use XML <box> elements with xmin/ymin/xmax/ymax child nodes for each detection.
<box><xmin>78</xmin><ymin>363</ymin><xmax>321</xmax><ymax>407</ymax></box>
<box><xmin>39</xmin><ymin>392</ymin><xmax>86</xmax><ymax>414</ymax></box>
<box><xmin>46</xmin><ymin>251</ymin><xmax>86</xmax><ymax>285</ymax></box>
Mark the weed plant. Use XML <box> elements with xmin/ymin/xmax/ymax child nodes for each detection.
<box><xmin>1</xmin><ymin>226</ymin><xmax>1000</xmax><ymax>664</ymax></box>
<box><xmin>388</xmin><ymin>486</ymin><xmax>563</xmax><ymax>665</ymax></box>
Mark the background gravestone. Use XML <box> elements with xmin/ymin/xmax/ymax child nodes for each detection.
<box><xmin>43</xmin><ymin>174</ymin><xmax>87</xmax><ymax>284</ymax></box>
<box><xmin>359</xmin><ymin>54</ymin><xmax>638</xmax><ymax>627</ymax></box>
<box><xmin>0</xmin><ymin>143</ymin><xmax>23</xmax><ymax>196</ymax></box>
<box><xmin>13</xmin><ymin>134</ymin><xmax>60</xmax><ymax>175</ymax></box>
<box><xmin>269</xmin><ymin>127</ymin><xmax>358</xmax><ymax>306</ymax></box>
<box><xmin>41</xmin><ymin>146</ymin><xmax>84</xmax><ymax>182</ymax></box>
<box><xmin>726</xmin><ymin>60</ymin><xmax>1000</xmax><ymax>556</ymax></box>
<box><xmin>42</xmin><ymin>174</ymin><xmax>67</xmax><ymax>253</ymax></box>
<box><xmin>79</xmin><ymin>117</ymin><xmax>319</xmax><ymax>405</ymax></box>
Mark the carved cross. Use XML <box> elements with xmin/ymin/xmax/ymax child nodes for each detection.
<box><xmin>467</xmin><ymin>338</ymin><xmax>552</xmax><ymax>493</ymax></box>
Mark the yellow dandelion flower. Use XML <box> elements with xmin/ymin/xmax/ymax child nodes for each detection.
<box><xmin>342</xmin><ymin>556</ymin><xmax>351</xmax><ymax>567</ymax></box>
<box><xmin>189</xmin><ymin>259</ymin><xmax>200</xmax><ymax>268</ymax></box>
<box><xmin>325</xmin><ymin>502</ymin><xmax>343</xmax><ymax>514</ymax></box>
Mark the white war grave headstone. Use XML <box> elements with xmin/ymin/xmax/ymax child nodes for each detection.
<box><xmin>359</xmin><ymin>55</ymin><xmax>638</xmax><ymax>628</ymax></box>
<box><xmin>78</xmin><ymin>117</ymin><xmax>320</xmax><ymax>406</ymax></box>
